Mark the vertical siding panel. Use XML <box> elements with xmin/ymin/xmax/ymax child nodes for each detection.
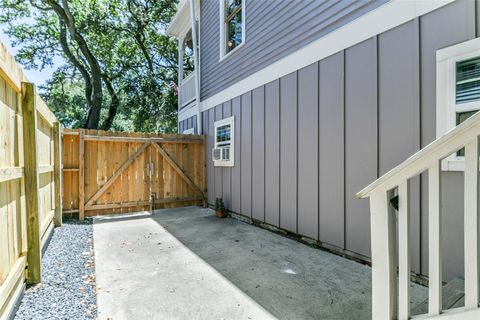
<box><xmin>441</xmin><ymin>172</ymin><xmax>465</xmax><ymax>281</ymax></box>
<box><xmin>214</xmin><ymin>105</ymin><xmax>223</xmax><ymax>201</ymax></box>
<box><xmin>265</xmin><ymin>80</ymin><xmax>280</xmax><ymax>226</ymax></box>
<box><xmin>297</xmin><ymin>63</ymin><xmax>319</xmax><ymax>239</ymax></box>
<box><xmin>207</xmin><ymin>109</ymin><xmax>215</xmax><ymax>204</ymax></box>
<box><xmin>378</xmin><ymin>20</ymin><xmax>421</xmax><ymax>273</ymax></box>
<box><xmin>345</xmin><ymin>38</ymin><xmax>377</xmax><ymax>257</ymax></box>
<box><xmin>241</xmin><ymin>92</ymin><xmax>253</xmax><ymax>217</ymax></box>
<box><xmin>280</xmin><ymin>72</ymin><xmax>297</xmax><ymax>233</ymax></box>
<box><xmin>319</xmin><ymin>52</ymin><xmax>345</xmax><ymax>248</ymax></box>
<box><xmin>252</xmin><ymin>86</ymin><xmax>265</xmax><ymax>221</ymax></box>
<box><xmin>193</xmin><ymin>115</ymin><xmax>197</xmax><ymax>133</ymax></box>
<box><xmin>231</xmin><ymin>97</ymin><xmax>242</xmax><ymax>213</ymax></box>
<box><xmin>222</xmin><ymin>101</ymin><xmax>232</xmax><ymax>208</ymax></box>
<box><xmin>420</xmin><ymin>0</ymin><xmax>475</xmax><ymax>276</ymax></box>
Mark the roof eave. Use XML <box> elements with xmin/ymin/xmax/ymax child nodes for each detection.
<box><xmin>166</xmin><ymin>0</ymin><xmax>196</xmax><ymax>38</ymax></box>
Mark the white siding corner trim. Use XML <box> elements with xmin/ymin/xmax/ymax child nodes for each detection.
<box><xmin>178</xmin><ymin>103</ymin><xmax>198</xmax><ymax>122</ymax></box>
<box><xmin>193</xmin><ymin>0</ymin><xmax>454</xmax><ymax>116</ymax></box>
<box><xmin>183</xmin><ymin>127</ymin><xmax>195</xmax><ymax>135</ymax></box>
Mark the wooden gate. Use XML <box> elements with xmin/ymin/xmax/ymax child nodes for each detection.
<box><xmin>62</xmin><ymin>129</ymin><xmax>206</xmax><ymax>219</ymax></box>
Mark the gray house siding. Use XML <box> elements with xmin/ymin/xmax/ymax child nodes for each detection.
<box><xmin>319</xmin><ymin>52</ymin><xmax>344</xmax><ymax>249</ymax></box>
<box><xmin>279</xmin><ymin>73</ymin><xmax>297</xmax><ymax>233</ymax></box>
<box><xmin>344</xmin><ymin>37</ymin><xmax>377</xmax><ymax>258</ymax></box>
<box><xmin>178</xmin><ymin>115</ymin><xmax>197</xmax><ymax>134</ymax></box>
<box><xmin>183</xmin><ymin>0</ymin><xmax>477</xmax><ymax>280</ymax></box>
<box><xmin>265</xmin><ymin>80</ymin><xmax>280</xmax><ymax>226</ymax></box>
<box><xmin>419</xmin><ymin>0</ymin><xmax>476</xmax><ymax>277</ymax></box>
<box><xmin>199</xmin><ymin>0</ymin><xmax>389</xmax><ymax>100</ymax></box>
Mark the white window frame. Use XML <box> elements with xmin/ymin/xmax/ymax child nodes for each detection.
<box><xmin>219</xmin><ymin>0</ymin><xmax>246</xmax><ymax>61</ymax></box>
<box><xmin>436</xmin><ymin>37</ymin><xmax>480</xmax><ymax>171</ymax></box>
<box><xmin>213</xmin><ymin>116</ymin><xmax>234</xmax><ymax>167</ymax></box>
<box><xmin>183</xmin><ymin>127</ymin><xmax>195</xmax><ymax>135</ymax></box>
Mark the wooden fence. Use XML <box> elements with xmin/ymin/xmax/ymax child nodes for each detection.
<box><xmin>0</xmin><ymin>42</ymin><xmax>61</xmax><ymax>319</ymax></box>
<box><xmin>62</xmin><ymin>129</ymin><xmax>206</xmax><ymax>218</ymax></box>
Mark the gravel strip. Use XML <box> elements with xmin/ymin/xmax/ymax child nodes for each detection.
<box><xmin>15</xmin><ymin>219</ymin><xmax>97</xmax><ymax>320</ymax></box>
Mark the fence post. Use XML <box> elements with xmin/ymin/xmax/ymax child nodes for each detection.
<box><xmin>79</xmin><ymin>129</ymin><xmax>85</xmax><ymax>220</ymax></box>
<box><xmin>53</xmin><ymin>122</ymin><xmax>63</xmax><ymax>227</ymax></box>
<box><xmin>21</xmin><ymin>82</ymin><xmax>41</xmax><ymax>284</ymax></box>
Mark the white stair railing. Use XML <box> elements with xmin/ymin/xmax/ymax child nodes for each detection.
<box><xmin>358</xmin><ymin>111</ymin><xmax>480</xmax><ymax>320</ymax></box>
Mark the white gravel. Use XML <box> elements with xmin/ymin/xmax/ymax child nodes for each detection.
<box><xmin>15</xmin><ymin>220</ymin><xmax>97</xmax><ymax>320</ymax></box>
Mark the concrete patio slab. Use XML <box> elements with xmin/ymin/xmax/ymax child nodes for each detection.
<box><xmin>94</xmin><ymin>206</ymin><xmax>427</xmax><ymax>320</ymax></box>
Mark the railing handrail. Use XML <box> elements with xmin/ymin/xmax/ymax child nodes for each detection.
<box><xmin>357</xmin><ymin>110</ymin><xmax>480</xmax><ymax>199</ymax></box>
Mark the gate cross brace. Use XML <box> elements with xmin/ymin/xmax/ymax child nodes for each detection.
<box><xmin>85</xmin><ymin>142</ymin><xmax>150</xmax><ymax>208</ymax></box>
<box><xmin>152</xmin><ymin>142</ymin><xmax>205</xmax><ymax>198</ymax></box>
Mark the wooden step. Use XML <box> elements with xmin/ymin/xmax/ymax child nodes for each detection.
<box><xmin>411</xmin><ymin>277</ymin><xmax>465</xmax><ymax>315</ymax></box>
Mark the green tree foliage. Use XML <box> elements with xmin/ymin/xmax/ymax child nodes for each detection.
<box><xmin>0</xmin><ymin>0</ymin><xmax>179</xmax><ymax>132</ymax></box>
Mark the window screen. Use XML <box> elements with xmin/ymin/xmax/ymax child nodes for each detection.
<box><xmin>456</xmin><ymin>57</ymin><xmax>480</xmax><ymax>104</ymax></box>
<box><xmin>216</xmin><ymin>124</ymin><xmax>231</xmax><ymax>145</ymax></box>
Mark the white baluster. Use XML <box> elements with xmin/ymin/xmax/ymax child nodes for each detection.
<box><xmin>429</xmin><ymin>161</ymin><xmax>442</xmax><ymax>316</ymax></box>
<box><xmin>398</xmin><ymin>180</ymin><xmax>410</xmax><ymax>320</ymax></box>
<box><xmin>464</xmin><ymin>137</ymin><xmax>479</xmax><ymax>309</ymax></box>
<box><xmin>370</xmin><ymin>188</ymin><xmax>397</xmax><ymax>319</ymax></box>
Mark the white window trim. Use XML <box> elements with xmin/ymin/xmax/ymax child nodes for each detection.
<box><xmin>436</xmin><ymin>37</ymin><xmax>480</xmax><ymax>171</ymax></box>
<box><xmin>183</xmin><ymin>127</ymin><xmax>195</xmax><ymax>135</ymax></box>
<box><xmin>213</xmin><ymin>116</ymin><xmax>235</xmax><ymax>167</ymax></box>
<box><xmin>219</xmin><ymin>0</ymin><xmax>246</xmax><ymax>61</ymax></box>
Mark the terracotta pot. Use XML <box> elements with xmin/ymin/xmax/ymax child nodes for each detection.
<box><xmin>215</xmin><ymin>210</ymin><xmax>226</xmax><ymax>218</ymax></box>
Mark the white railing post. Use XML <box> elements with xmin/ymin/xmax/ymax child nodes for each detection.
<box><xmin>370</xmin><ymin>188</ymin><xmax>397</xmax><ymax>319</ymax></box>
<box><xmin>177</xmin><ymin>37</ymin><xmax>184</xmax><ymax>112</ymax></box>
<box><xmin>428</xmin><ymin>161</ymin><xmax>442</xmax><ymax>316</ymax></box>
<box><xmin>398</xmin><ymin>180</ymin><xmax>410</xmax><ymax>320</ymax></box>
<box><xmin>464</xmin><ymin>137</ymin><xmax>479</xmax><ymax>309</ymax></box>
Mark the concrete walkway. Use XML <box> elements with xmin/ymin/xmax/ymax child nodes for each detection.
<box><xmin>94</xmin><ymin>207</ymin><xmax>427</xmax><ymax>320</ymax></box>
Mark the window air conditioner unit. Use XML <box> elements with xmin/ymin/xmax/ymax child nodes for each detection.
<box><xmin>212</xmin><ymin>147</ymin><xmax>230</xmax><ymax>161</ymax></box>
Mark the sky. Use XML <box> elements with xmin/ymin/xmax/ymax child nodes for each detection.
<box><xmin>0</xmin><ymin>30</ymin><xmax>57</xmax><ymax>86</ymax></box>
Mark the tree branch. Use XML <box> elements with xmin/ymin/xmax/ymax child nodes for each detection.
<box><xmin>45</xmin><ymin>0</ymin><xmax>104</xmax><ymax>129</ymax></box>
<box><xmin>100</xmin><ymin>75</ymin><xmax>120</xmax><ymax>131</ymax></box>
<box><xmin>58</xmin><ymin>19</ymin><xmax>92</xmax><ymax>111</ymax></box>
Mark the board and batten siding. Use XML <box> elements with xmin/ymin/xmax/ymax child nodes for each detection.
<box><xmin>185</xmin><ymin>0</ymin><xmax>479</xmax><ymax>281</ymax></box>
<box><xmin>199</xmin><ymin>0</ymin><xmax>388</xmax><ymax>100</ymax></box>
<box><xmin>178</xmin><ymin>115</ymin><xmax>197</xmax><ymax>134</ymax></box>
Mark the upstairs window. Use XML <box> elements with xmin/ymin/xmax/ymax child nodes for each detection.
<box><xmin>220</xmin><ymin>0</ymin><xmax>245</xmax><ymax>59</ymax></box>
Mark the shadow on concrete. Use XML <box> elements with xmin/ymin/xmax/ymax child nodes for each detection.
<box><xmin>143</xmin><ymin>206</ymin><xmax>428</xmax><ymax>320</ymax></box>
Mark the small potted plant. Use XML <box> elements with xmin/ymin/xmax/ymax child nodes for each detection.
<box><xmin>215</xmin><ymin>198</ymin><xmax>227</xmax><ymax>218</ymax></box>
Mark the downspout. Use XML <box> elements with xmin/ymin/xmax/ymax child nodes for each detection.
<box><xmin>189</xmin><ymin>0</ymin><xmax>202</xmax><ymax>134</ymax></box>
<box><xmin>177</xmin><ymin>37</ymin><xmax>184</xmax><ymax>134</ymax></box>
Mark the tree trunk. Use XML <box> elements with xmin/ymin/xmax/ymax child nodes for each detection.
<box><xmin>101</xmin><ymin>77</ymin><xmax>120</xmax><ymax>131</ymax></box>
<box><xmin>47</xmin><ymin>0</ymin><xmax>104</xmax><ymax>129</ymax></box>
